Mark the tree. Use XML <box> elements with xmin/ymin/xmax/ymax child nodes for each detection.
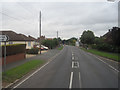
<box><xmin>42</xmin><ymin>38</ymin><xmax>59</xmax><ymax>49</ymax></box>
<box><xmin>68</xmin><ymin>37</ymin><xmax>77</xmax><ymax>46</ymax></box>
<box><xmin>61</xmin><ymin>37</ymin><xmax>77</xmax><ymax>46</ymax></box>
<box><xmin>80</xmin><ymin>30</ymin><xmax>95</xmax><ymax>44</ymax></box>
<box><xmin>94</xmin><ymin>37</ymin><xmax>104</xmax><ymax>45</ymax></box>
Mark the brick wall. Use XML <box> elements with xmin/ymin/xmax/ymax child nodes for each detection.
<box><xmin>2</xmin><ymin>53</ymin><xmax>26</xmax><ymax>65</ymax></box>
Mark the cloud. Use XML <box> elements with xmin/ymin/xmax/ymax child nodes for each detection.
<box><xmin>0</xmin><ymin>2</ymin><xmax>118</xmax><ymax>39</ymax></box>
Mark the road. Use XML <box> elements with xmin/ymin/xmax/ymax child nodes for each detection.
<box><xmin>13</xmin><ymin>45</ymin><xmax>119</xmax><ymax>88</ymax></box>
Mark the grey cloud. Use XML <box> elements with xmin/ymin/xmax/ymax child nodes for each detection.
<box><xmin>1</xmin><ymin>2</ymin><xmax>118</xmax><ymax>39</ymax></box>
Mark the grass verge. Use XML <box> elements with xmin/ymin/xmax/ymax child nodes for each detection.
<box><xmin>58</xmin><ymin>45</ymin><xmax>63</xmax><ymax>50</ymax></box>
<box><xmin>80</xmin><ymin>47</ymin><xmax>119</xmax><ymax>62</ymax></box>
<box><xmin>2</xmin><ymin>60</ymin><xmax>45</xmax><ymax>83</ymax></box>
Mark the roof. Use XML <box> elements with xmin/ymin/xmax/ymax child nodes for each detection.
<box><xmin>0</xmin><ymin>31</ymin><xmax>35</xmax><ymax>41</ymax></box>
<box><xmin>102</xmin><ymin>27</ymin><xmax>120</xmax><ymax>44</ymax></box>
<box><xmin>46</xmin><ymin>38</ymin><xmax>53</xmax><ymax>40</ymax></box>
<box><xmin>28</xmin><ymin>35</ymin><xmax>36</xmax><ymax>41</ymax></box>
<box><xmin>36</xmin><ymin>36</ymin><xmax>45</xmax><ymax>42</ymax></box>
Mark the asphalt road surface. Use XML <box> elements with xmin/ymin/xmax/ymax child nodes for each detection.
<box><xmin>13</xmin><ymin>45</ymin><xmax>119</xmax><ymax>88</ymax></box>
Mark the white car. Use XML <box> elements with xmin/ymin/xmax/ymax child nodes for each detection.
<box><xmin>41</xmin><ymin>45</ymin><xmax>48</xmax><ymax>50</ymax></box>
<box><xmin>35</xmin><ymin>45</ymin><xmax>48</xmax><ymax>50</ymax></box>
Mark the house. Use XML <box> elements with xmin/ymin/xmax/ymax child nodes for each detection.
<box><xmin>102</xmin><ymin>27</ymin><xmax>120</xmax><ymax>45</ymax></box>
<box><xmin>0</xmin><ymin>31</ymin><xmax>37</xmax><ymax>49</ymax></box>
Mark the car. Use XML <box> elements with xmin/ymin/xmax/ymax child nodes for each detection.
<box><xmin>41</xmin><ymin>45</ymin><xmax>48</xmax><ymax>50</ymax></box>
<box><xmin>34</xmin><ymin>45</ymin><xmax>48</xmax><ymax>50</ymax></box>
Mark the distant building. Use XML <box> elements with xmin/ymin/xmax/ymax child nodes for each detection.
<box><xmin>0</xmin><ymin>31</ymin><xmax>37</xmax><ymax>49</ymax></box>
<box><xmin>46</xmin><ymin>38</ymin><xmax>53</xmax><ymax>40</ymax></box>
<box><xmin>75</xmin><ymin>41</ymin><xmax>79</xmax><ymax>47</ymax></box>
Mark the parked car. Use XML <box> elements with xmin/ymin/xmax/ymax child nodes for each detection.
<box><xmin>34</xmin><ymin>45</ymin><xmax>48</xmax><ymax>50</ymax></box>
<box><xmin>41</xmin><ymin>45</ymin><xmax>48</xmax><ymax>50</ymax></box>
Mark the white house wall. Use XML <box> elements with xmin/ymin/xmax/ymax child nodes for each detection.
<box><xmin>0</xmin><ymin>41</ymin><xmax>36</xmax><ymax>49</ymax></box>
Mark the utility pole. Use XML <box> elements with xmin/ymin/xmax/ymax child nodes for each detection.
<box><xmin>39</xmin><ymin>11</ymin><xmax>41</xmax><ymax>54</ymax></box>
<box><xmin>57</xmin><ymin>31</ymin><xmax>60</xmax><ymax>46</ymax></box>
<box><xmin>57</xmin><ymin>31</ymin><xmax>58</xmax><ymax>39</ymax></box>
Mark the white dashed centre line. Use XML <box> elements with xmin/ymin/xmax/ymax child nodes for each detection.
<box><xmin>69</xmin><ymin>72</ymin><xmax>73</xmax><ymax>89</ymax></box>
<box><xmin>72</xmin><ymin>61</ymin><xmax>74</xmax><ymax>68</ymax></box>
<box><xmin>79</xmin><ymin>72</ymin><xmax>82</xmax><ymax>88</ymax></box>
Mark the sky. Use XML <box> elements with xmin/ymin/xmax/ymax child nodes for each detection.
<box><xmin>0</xmin><ymin>0</ymin><xmax>119</xmax><ymax>40</ymax></box>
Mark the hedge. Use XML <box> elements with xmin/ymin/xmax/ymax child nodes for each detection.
<box><xmin>42</xmin><ymin>39</ymin><xmax>59</xmax><ymax>49</ymax></box>
<box><xmin>2</xmin><ymin>44</ymin><xmax>26</xmax><ymax>57</ymax></box>
<box><xmin>91</xmin><ymin>44</ymin><xmax>120</xmax><ymax>53</ymax></box>
<box><xmin>26</xmin><ymin>48</ymin><xmax>39</xmax><ymax>54</ymax></box>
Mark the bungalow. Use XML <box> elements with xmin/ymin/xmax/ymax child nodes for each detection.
<box><xmin>0</xmin><ymin>31</ymin><xmax>37</xmax><ymax>49</ymax></box>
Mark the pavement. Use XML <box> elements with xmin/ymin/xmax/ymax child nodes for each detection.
<box><xmin>3</xmin><ymin>48</ymin><xmax>60</xmax><ymax>71</ymax></box>
<box><xmin>10</xmin><ymin>45</ymin><xmax>119</xmax><ymax>88</ymax></box>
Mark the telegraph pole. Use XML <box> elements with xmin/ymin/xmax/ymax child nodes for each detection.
<box><xmin>57</xmin><ymin>31</ymin><xmax>58</xmax><ymax>39</ymax></box>
<box><xmin>39</xmin><ymin>11</ymin><xmax>41</xmax><ymax>54</ymax></box>
<box><xmin>57</xmin><ymin>31</ymin><xmax>60</xmax><ymax>46</ymax></box>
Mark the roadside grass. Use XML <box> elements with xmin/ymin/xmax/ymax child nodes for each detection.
<box><xmin>2</xmin><ymin>60</ymin><xmax>45</xmax><ymax>83</ymax></box>
<box><xmin>80</xmin><ymin>47</ymin><xmax>119</xmax><ymax>62</ymax></box>
<box><xmin>58</xmin><ymin>45</ymin><xmax>63</xmax><ymax>50</ymax></box>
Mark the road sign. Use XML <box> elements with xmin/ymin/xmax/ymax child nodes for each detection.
<box><xmin>0</xmin><ymin>35</ymin><xmax>9</xmax><ymax>72</ymax></box>
<box><xmin>0</xmin><ymin>35</ymin><xmax>9</xmax><ymax>41</ymax></box>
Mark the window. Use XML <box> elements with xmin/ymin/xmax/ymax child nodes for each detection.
<box><xmin>9</xmin><ymin>42</ymin><xmax>13</xmax><ymax>44</ymax></box>
<box><xmin>28</xmin><ymin>42</ymin><xmax>31</xmax><ymax>47</ymax></box>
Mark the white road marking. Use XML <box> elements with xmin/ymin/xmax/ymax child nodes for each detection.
<box><xmin>79</xmin><ymin>72</ymin><xmax>82</xmax><ymax>88</ymax></box>
<box><xmin>72</xmin><ymin>52</ymin><xmax>74</xmax><ymax>60</ymax></box>
<box><xmin>88</xmin><ymin>52</ymin><xmax>118</xmax><ymax>64</ymax></box>
<box><xmin>72</xmin><ymin>61</ymin><xmax>79</xmax><ymax>68</ymax></box>
<box><xmin>13</xmin><ymin>61</ymin><xmax>50</xmax><ymax>88</ymax></box>
<box><xmin>72</xmin><ymin>53</ymin><xmax>74</xmax><ymax>56</ymax></box>
<box><xmin>87</xmin><ymin>53</ymin><xmax>119</xmax><ymax>72</ymax></box>
<box><xmin>77</xmin><ymin>62</ymin><xmax>79</xmax><ymax>68</ymax></box>
<box><xmin>72</xmin><ymin>61</ymin><xmax>74</xmax><ymax>68</ymax></box>
<box><xmin>72</xmin><ymin>56</ymin><xmax>74</xmax><ymax>60</ymax></box>
<box><xmin>13</xmin><ymin>50</ymin><xmax>62</xmax><ymax>88</ymax></box>
<box><xmin>69</xmin><ymin>72</ymin><xmax>73</xmax><ymax>89</ymax></box>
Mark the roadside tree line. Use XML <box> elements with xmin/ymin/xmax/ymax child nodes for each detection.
<box><xmin>80</xmin><ymin>27</ymin><xmax>120</xmax><ymax>53</ymax></box>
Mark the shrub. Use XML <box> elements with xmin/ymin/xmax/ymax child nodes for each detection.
<box><xmin>114</xmin><ymin>46</ymin><xmax>120</xmax><ymax>53</ymax></box>
<box><xmin>91</xmin><ymin>44</ymin><xmax>97</xmax><ymax>49</ymax></box>
<box><xmin>26</xmin><ymin>48</ymin><xmax>39</xmax><ymax>54</ymax></box>
<box><xmin>2</xmin><ymin>44</ymin><xmax>26</xmax><ymax>57</ymax></box>
<box><xmin>91</xmin><ymin>43</ymin><xmax>115</xmax><ymax>52</ymax></box>
<box><xmin>42</xmin><ymin>38</ymin><xmax>59</xmax><ymax>49</ymax></box>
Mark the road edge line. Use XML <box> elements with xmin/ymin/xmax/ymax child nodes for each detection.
<box><xmin>12</xmin><ymin>48</ymin><xmax>64</xmax><ymax>89</ymax></box>
<box><xmin>87</xmin><ymin>52</ymin><xmax>119</xmax><ymax>72</ymax></box>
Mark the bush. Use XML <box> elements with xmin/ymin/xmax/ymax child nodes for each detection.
<box><xmin>26</xmin><ymin>48</ymin><xmax>39</xmax><ymax>54</ymax></box>
<box><xmin>91</xmin><ymin>44</ymin><xmax>97</xmax><ymax>49</ymax></box>
<box><xmin>2</xmin><ymin>44</ymin><xmax>26</xmax><ymax>57</ymax></box>
<box><xmin>42</xmin><ymin>38</ymin><xmax>59</xmax><ymax>49</ymax></box>
<box><xmin>91</xmin><ymin>43</ymin><xmax>115</xmax><ymax>52</ymax></box>
<box><xmin>114</xmin><ymin>46</ymin><xmax>120</xmax><ymax>53</ymax></box>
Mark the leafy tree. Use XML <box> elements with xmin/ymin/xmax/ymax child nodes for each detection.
<box><xmin>80</xmin><ymin>30</ymin><xmax>95</xmax><ymax>44</ymax></box>
<box><xmin>42</xmin><ymin>38</ymin><xmax>59</xmax><ymax>49</ymax></box>
<box><xmin>94</xmin><ymin>37</ymin><xmax>104</xmax><ymax>45</ymax></box>
<box><xmin>61</xmin><ymin>37</ymin><xmax>77</xmax><ymax>46</ymax></box>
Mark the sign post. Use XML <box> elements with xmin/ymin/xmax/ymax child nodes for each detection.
<box><xmin>4</xmin><ymin>42</ymin><xmax>6</xmax><ymax>72</ymax></box>
<box><xmin>0</xmin><ymin>35</ymin><xmax>9</xmax><ymax>72</ymax></box>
